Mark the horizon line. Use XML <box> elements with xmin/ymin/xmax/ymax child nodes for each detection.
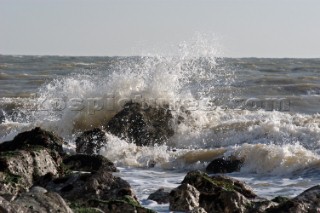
<box><xmin>1</xmin><ymin>53</ymin><xmax>319</xmax><ymax>60</ymax></box>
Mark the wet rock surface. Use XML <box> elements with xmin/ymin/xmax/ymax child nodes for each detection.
<box><xmin>63</xmin><ymin>154</ymin><xmax>118</xmax><ymax>173</ymax></box>
<box><xmin>106</xmin><ymin>102</ymin><xmax>174</xmax><ymax>146</ymax></box>
<box><xmin>75</xmin><ymin>128</ymin><xmax>107</xmax><ymax>155</ymax></box>
<box><xmin>12</xmin><ymin>187</ymin><xmax>73</xmax><ymax>213</ymax></box>
<box><xmin>40</xmin><ymin>170</ymin><xmax>134</xmax><ymax>203</ymax></box>
<box><xmin>170</xmin><ymin>171</ymin><xmax>258</xmax><ymax>213</ymax></box>
<box><xmin>266</xmin><ymin>185</ymin><xmax>320</xmax><ymax>213</ymax></box>
<box><xmin>147</xmin><ymin>188</ymin><xmax>171</xmax><ymax>204</ymax></box>
<box><xmin>169</xmin><ymin>183</ymin><xmax>200</xmax><ymax>212</ymax></box>
<box><xmin>0</xmin><ymin>149</ymin><xmax>59</xmax><ymax>196</ymax></box>
<box><xmin>0</xmin><ymin>127</ymin><xmax>64</xmax><ymax>154</ymax></box>
<box><xmin>206</xmin><ymin>157</ymin><xmax>244</xmax><ymax>173</ymax></box>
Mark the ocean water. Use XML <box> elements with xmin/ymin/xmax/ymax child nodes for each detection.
<box><xmin>1</xmin><ymin>50</ymin><xmax>320</xmax><ymax>212</ymax></box>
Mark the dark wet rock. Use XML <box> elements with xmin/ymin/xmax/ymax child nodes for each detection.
<box><xmin>75</xmin><ymin>128</ymin><xmax>107</xmax><ymax>155</ymax></box>
<box><xmin>72</xmin><ymin>207</ymin><xmax>104</xmax><ymax>213</ymax></box>
<box><xmin>206</xmin><ymin>156</ymin><xmax>244</xmax><ymax>173</ymax></box>
<box><xmin>249</xmin><ymin>200</ymin><xmax>278</xmax><ymax>213</ymax></box>
<box><xmin>0</xmin><ymin>149</ymin><xmax>59</xmax><ymax>196</ymax></box>
<box><xmin>106</xmin><ymin>102</ymin><xmax>174</xmax><ymax>146</ymax></box>
<box><xmin>63</xmin><ymin>154</ymin><xmax>118</xmax><ymax>173</ymax></box>
<box><xmin>271</xmin><ymin>196</ymin><xmax>290</xmax><ymax>204</ymax></box>
<box><xmin>0</xmin><ymin>127</ymin><xmax>64</xmax><ymax>154</ymax></box>
<box><xmin>12</xmin><ymin>186</ymin><xmax>73</xmax><ymax>213</ymax></box>
<box><xmin>266</xmin><ymin>185</ymin><xmax>320</xmax><ymax>213</ymax></box>
<box><xmin>182</xmin><ymin>171</ymin><xmax>257</xmax><ymax>199</ymax></box>
<box><xmin>39</xmin><ymin>170</ymin><xmax>134</xmax><ymax>204</ymax></box>
<box><xmin>199</xmin><ymin>189</ymin><xmax>251</xmax><ymax>213</ymax></box>
<box><xmin>148</xmin><ymin>188</ymin><xmax>170</xmax><ymax>204</ymax></box>
<box><xmin>0</xmin><ymin>109</ymin><xmax>5</xmax><ymax>124</ymax></box>
<box><xmin>190</xmin><ymin>207</ymin><xmax>207</xmax><ymax>213</ymax></box>
<box><xmin>169</xmin><ymin>183</ymin><xmax>200</xmax><ymax>212</ymax></box>
<box><xmin>85</xmin><ymin>196</ymin><xmax>156</xmax><ymax>213</ymax></box>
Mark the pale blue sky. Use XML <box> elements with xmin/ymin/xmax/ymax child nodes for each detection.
<box><xmin>1</xmin><ymin>0</ymin><xmax>319</xmax><ymax>57</ymax></box>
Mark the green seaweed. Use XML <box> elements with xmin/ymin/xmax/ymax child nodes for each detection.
<box><xmin>3</xmin><ymin>172</ymin><xmax>22</xmax><ymax>184</ymax></box>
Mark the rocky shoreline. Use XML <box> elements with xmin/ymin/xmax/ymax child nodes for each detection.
<box><xmin>1</xmin><ymin>103</ymin><xmax>320</xmax><ymax>212</ymax></box>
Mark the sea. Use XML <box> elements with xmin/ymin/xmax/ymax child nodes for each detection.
<box><xmin>1</xmin><ymin>50</ymin><xmax>320</xmax><ymax>212</ymax></box>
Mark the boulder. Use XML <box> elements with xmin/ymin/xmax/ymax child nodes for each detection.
<box><xmin>169</xmin><ymin>183</ymin><xmax>200</xmax><ymax>212</ymax></box>
<box><xmin>0</xmin><ymin>195</ymin><xmax>27</xmax><ymax>213</ymax></box>
<box><xmin>0</xmin><ymin>110</ymin><xmax>5</xmax><ymax>124</ymax></box>
<box><xmin>182</xmin><ymin>171</ymin><xmax>257</xmax><ymax>199</ymax></box>
<box><xmin>75</xmin><ymin>128</ymin><xmax>107</xmax><ymax>155</ymax></box>
<box><xmin>85</xmin><ymin>196</ymin><xmax>156</xmax><ymax>213</ymax></box>
<box><xmin>190</xmin><ymin>207</ymin><xmax>207</xmax><ymax>213</ymax></box>
<box><xmin>248</xmin><ymin>200</ymin><xmax>278</xmax><ymax>213</ymax></box>
<box><xmin>106</xmin><ymin>102</ymin><xmax>174</xmax><ymax>146</ymax></box>
<box><xmin>206</xmin><ymin>157</ymin><xmax>244</xmax><ymax>173</ymax></box>
<box><xmin>148</xmin><ymin>188</ymin><xmax>170</xmax><ymax>204</ymax></box>
<box><xmin>179</xmin><ymin>171</ymin><xmax>257</xmax><ymax>213</ymax></box>
<box><xmin>266</xmin><ymin>185</ymin><xmax>320</xmax><ymax>213</ymax></box>
<box><xmin>39</xmin><ymin>170</ymin><xmax>134</xmax><ymax>204</ymax></box>
<box><xmin>271</xmin><ymin>196</ymin><xmax>290</xmax><ymax>204</ymax></box>
<box><xmin>199</xmin><ymin>190</ymin><xmax>251</xmax><ymax>213</ymax></box>
<box><xmin>12</xmin><ymin>186</ymin><xmax>73</xmax><ymax>213</ymax></box>
<box><xmin>0</xmin><ymin>127</ymin><xmax>64</xmax><ymax>154</ymax></box>
<box><xmin>63</xmin><ymin>154</ymin><xmax>118</xmax><ymax>173</ymax></box>
<box><xmin>0</xmin><ymin>149</ymin><xmax>59</xmax><ymax>196</ymax></box>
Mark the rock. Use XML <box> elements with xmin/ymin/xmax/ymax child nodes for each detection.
<box><xmin>169</xmin><ymin>183</ymin><xmax>200</xmax><ymax>212</ymax></box>
<box><xmin>0</xmin><ymin>109</ymin><xmax>5</xmax><ymax>124</ymax></box>
<box><xmin>249</xmin><ymin>200</ymin><xmax>278</xmax><ymax>213</ymax></box>
<box><xmin>148</xmin><ymin>188</ymin><xmax>170</xmax><ymax>204</ymax></box>
<box><xmin>199</xmin><ymin>190</ymin><xmax>251</xmax><ymax>213</ymax></box>
<box><xmin>63</xmin><ymin>154</ymin><xmax>118</xmax><ymax>173</ymax></box>
<box><xmin>266</xmin><ymin>185</ymin><xmax>320</xmax><ymax>213</ymax></box>
<box><xmin>190</xmin><ymin>207</ymin><xmax>207</xmax><ymax>213</ymax></box>
<box><xmin>73</xmin><ymin>208</ymin><xmax>104</xmax><ymax>213</ymax></box>
<box><xmin>106</xmin><ymin>102</ymin><xmax>174</xmax><ymax>146</ymax></box>
<box><xmin>12</xmin><ymin>187</ymin><xmax>73</xmax><ymax>213</ymax></box>
<box><xmin>182</xmin><ymin>171</ymin><xmax>257</xmax><ymax>199</ymax></box>
<box><xmin>0</xmin><ymin>127</ymin><xmax>64</xmax><ymax>154</ymax></box>
<box><xmin>179</xmin><ymin>171</ymin><xmax>258</xmax><ymax>213</ymax></box>
<box><xmin>0</xmin><ymin>195</ymin><xmax>27</xmax><ymax>213</ymax></box>
<box><xmin>0</xmin><ymin>149</ymin><xmax>59</xmax><ymax>196</ymax></box>
<box><xmin>75</xmin><ymin>128</ymin><xmax>107</xmax><ymax>155</ymax></box>
<box><xmin>40</xmin><ymin>170</ymin><xmax>134</xmax><ymax>204</ymax></box>
<box><xmin>86</xmin><ymin>196</ymin><xmax>156</xmax><ymax>213</ymax></box>
<box><xmin>206</xmin><ymin>157</ymin><xmax>244</xmax><ymax>173</ymax></box>
<box><xmin>271</xmin><ymin>196</ymin><xmax>290</xmax><ymax>204</ymax></box>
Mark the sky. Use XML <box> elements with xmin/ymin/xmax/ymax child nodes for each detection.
<box><xmin>1</xmin><ymin>0</ymin><xmax>319</xmax><ymax>58</ymax></box>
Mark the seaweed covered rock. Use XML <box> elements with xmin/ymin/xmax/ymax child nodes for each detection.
<box><xmin>106</xmin><ymin>102</ymin><xmax>174</xmax><ymax>146</ymax></box>
<box><xmin>266</xmin><ymin>185</ymin><xmax>320</xmax><ymax>213</ymax></box>
<box><xmin>206</xmin><ymin>157</ymin><xmax>244</xmax><ymax>173</ymax></box>
<box><xmin>148</xmin><ymin>188</ymin><xmax>171</xmax><ymax>204</ymax></box>
<box><xmin>169</xmin><ymin>183</ymin><xmax>200</xmax><ymax>212</ymax></box>
<box><xmin>182</xmin><ymin>171</ymin><xmax>257</xmax><ymax>199</ymax></box>
<box><xmin>63</xmin><ymin>154</ymin><xmax>117</xmax><ymax>173</ymax></box>
<box><xmin>171</xmin><ymin>171</ymin><xmax>258</xmax><ymax>213</ymax></box>
<box><xmin>0</xmin><ymin>127</ymin><xmax>64</xmax><ymax>154</ymax></box>
<box><xmin>75</xmin><ymin>128</ymin><xmax>107</xmax><ymax>155</ymax></box>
